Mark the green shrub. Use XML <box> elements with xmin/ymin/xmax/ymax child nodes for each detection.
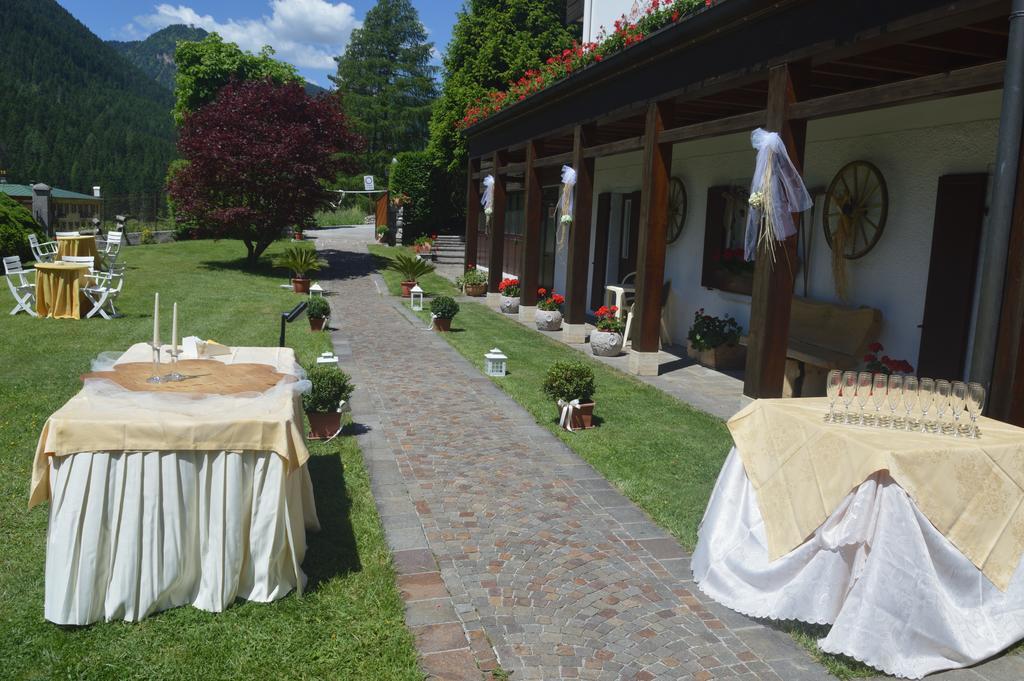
<box><xmin>140</xmin><ymin>227</ymin><xmax>157</xmax><ymax>245</ymax></box>
<box><xmin>542</xmin><ymin>360</ymin><xmax>596</xmax><ymax>403</ymax></box>
<box><xmin>389</xmin><ymin>150</ymin><xmax>437</xmax><ymax>237</ymax></box>
<box><xmin>273</xmin><ymin>245</ymin><xmax>327</xmax><ymax>277</ymax></box>
<box><xmin>387</xmin><ymin>251</ymin><xmax>435</xmax><ymax>281</ymax></box>
<box><xmin>315</xmin><ymin>206</ymin><xmax>368</xmax><ymax>227</ymax></box>
<box><xmin>430</xmin><ymin>296</ymin><xmax>459</xmax><ymax>320</ymax></box>
<box><xmin>0</xmin><ymin>194</ymin><xmax>42</xmax><ymax>260</ymax></box>
<box><xmin>306</xmin><ymin>296</ymin><xmax>331</xmax><ymax>319</ymax></box>
<box><xmin>303</xmin><ymin>365</ymin><xmax>354</xmax><ymax>413</ymax></box>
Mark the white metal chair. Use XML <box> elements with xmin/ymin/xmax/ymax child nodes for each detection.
<box><xmin>3</xmin><ymin>255</ymin><xmax>37</xmax><ymax>316</ymax></box>
<box><xmin>102</xmin><ymin>231</ymin><xmax>123</xmax><ymax>265</ymax></box>
<box><xmin>55</xmin><ymin>231</ymin><xmax>81</xmax><ymax>238</ymax></box>
<box><xmin>83</xmin><ymin>263</ymin><xmax>126</xmax><ymax>319</ymax></box>
<box><xmin>28</xmin><ymin>233</ymin><xmax>57</xmax><ymax>263</ymax></box>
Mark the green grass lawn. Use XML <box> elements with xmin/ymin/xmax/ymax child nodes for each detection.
<box><xmin>0</xmin><ymin>240</ymin><xmax>420</xmax><ymax>680</ymax></box>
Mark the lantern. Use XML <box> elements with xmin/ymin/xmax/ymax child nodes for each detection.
<box><xmin>485</xmin><ymin>347</ymin><xmax>508</xmax><ymax>377</ymax></box>
<box><xmin>316</xmin><ymin>352</ymin><xmax>339</xmax><ymax>366</ymax></box>
<box><xmin>309</xmin><ymin>283</ymin><xmax>324</xmax><ymax>297</ymax></box>
<box><xmin>410</xmin><ymin>284</ymin><xmax>424</xmax><ymax>311</ymax></box>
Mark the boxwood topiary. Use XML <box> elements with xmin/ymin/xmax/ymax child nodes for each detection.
<box><xmin>542</xmin><ymin>360</ymin><xmax>596</xmax><ymax>404</ymax></box>
<box><xmin>306</xmin><ymin>296</ymin><xmax>331</xmax><ymax>319</ymax></box>
<box><xmin>303</xmin><ymin>365</ymin><xmax>354</xmax><ymax>413</ymax></box>
<box><xmin>430</xmin><ymin>296</ymin><xmax>460</xmax><ymax>320</ymax></box>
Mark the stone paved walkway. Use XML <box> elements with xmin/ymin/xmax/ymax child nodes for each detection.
<box><xmin>312</xmin><ymin>228</ymin><xmax>829</xmax><ymax>681</ymax></box>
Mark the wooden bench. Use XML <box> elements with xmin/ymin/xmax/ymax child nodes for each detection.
<box><xmin>741</xmin><ymin>297</ymin><xmax>882</xmax><ymax>397</ymax></box>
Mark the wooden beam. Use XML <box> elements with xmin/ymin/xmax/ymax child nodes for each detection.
<box><xmin>658</xmin><ymin>109</ymin><xmax>766</xmax><ymax>145</ymax></box>
<box><xmin>533</xmin><ymin>151</ymin><xmax>574</xmax><ymax>168</ymax></box>
<box><xmin>565</xmin><ymin>125</ymin><xmax>595</xmax><ymax>326</ymax></box>
<box><xmin>520</xmin><ymin>140</ymin><xmax>543</xmax><ymax>308</ymax></box>
<box><xmin>632</xmin><ymin>100</ymin><xmax>674</xmax><ymax>360</ymax></box>
<box><xmin>464</xmin><ymin>157</ymin><xmax>480</xmax><ymax>269</ymax></box>
<box><xmin>791</xmin><ymin>59</ymin><xmax>1005</xmax><ymax>120</ymax></box>
<box><xmin>584</xmin><ymin>136</ymin><xmax>644</xmax><ymax>158</ymax></box>
<box><xmin>743</xmin><ymin>61</ymin><xmax>809</xmax><ymax>399</ymax></box>
<box><xmin>500</xmin><ymin>161</ymin><xmax>526</xmax><ymax>175</ymax></box>
<box><xmin>487</xmin><ymin>151</ymin><xmax>507</xmax><ymax>295</ymax></box>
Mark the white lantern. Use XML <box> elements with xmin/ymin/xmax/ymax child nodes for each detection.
<box><xmin>485</xmin><ymin>347</ymin><xmax>508</xmax><ymax>377</ymax></box>
<box><xmin>410</xmin><ymin>284</ymin><xmax>424</xmax><ymax>311</ymax></box>
<box><xmin>316</xmin><ymin>352</ymin><xmax>339</xmax><ymax>366</ymax></box>
<box><xmin>309</xmin><ymin>283</ymin><xmax>324</xmax><ymax>297</ymax></box>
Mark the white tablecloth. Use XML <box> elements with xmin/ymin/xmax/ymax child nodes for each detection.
<box><xmin>693</xmin><ymin>449</ymin><xmax>1024</xmax><ymax>679</ymax></box>
<box><xmin>45</xmin><ymin>449</ymin><xmax>319</xmax><ymax>625</ymax></box>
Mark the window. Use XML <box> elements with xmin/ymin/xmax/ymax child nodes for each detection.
<box><xmin>504</xmin><ymin>192</ymin><xmax>524</xmax><ymax>237</ymax></box>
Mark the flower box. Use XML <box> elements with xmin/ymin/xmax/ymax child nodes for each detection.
<box><xmin>686</xmin><ymin>342</ymin><xmax>746</xmax><ymax>370</ymax></box>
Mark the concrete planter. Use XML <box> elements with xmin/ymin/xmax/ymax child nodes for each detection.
<box><xmin>686</xmin><ymin>342</ymin><xmax>746</xmax><ymax>370</ymax></box>
<box><xmin>499</xmin><ymin>296</ymin><xmax>520</xmax><ymax>315</ymax></box>
<box><xmin>535</xmin><ymin>309</ymin><xmax>563</xmax><ymax>331</ymax></box>
<box><xmin>590</xmin><ymin>330</ymin><xmax>624</xmax><ymax>357</ymax></box>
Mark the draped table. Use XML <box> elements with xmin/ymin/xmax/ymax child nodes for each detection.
<box><xmin>30</xmin><ymin>343</ymin><xmax>319</xmax><ymax>625</ymax></box>
<box><xmin>34</xmin><ymin>261</ymin><xmax>90</xmax><ymax>319</ymax></box>
<box><xmin>693</xmin><ymin>397</ymin><xmax>1024</xmax><ymax>678</ymax></box>
<box><xmin>56</xmin><ymin>235</ymin><xmax>98</xmax><ymax>259</ymax></box>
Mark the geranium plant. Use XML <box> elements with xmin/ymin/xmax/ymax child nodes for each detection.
<box><xmin>498</xmin><ymin>278</ymin><xmax>521</xmax><ymax>297</ymax></box>
<box><xmin>862</xmin><ymin>342</ymin><xmax>914</xmax><ymax>374</ymax></box>
<box><xmin>537</xmin><ymin>288</ymin><xmax>564</xmax><ymax>311</ymax></box>
<box><xmin>687</xmin><ymin>308</ymin><xmax>742</xmax><ymax>351</ymax></box>
<box><xmin>713</xmin><ymin>247</ymin><xmax>755</xmax><ymax>275</ymax></box>
<box><xmin>594</xmin><ymin>305</ymin><xmax>625</xmax><ymax>334</ymax></box>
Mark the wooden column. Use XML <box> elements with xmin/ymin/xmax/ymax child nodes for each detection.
<box><xmin>564</xmin><ymin>125</ymin><xmax>595</xmax><ymax>342</ymax></box>
<box><xmin>486</xmin><ymin>151</ymin><xmax>507</xmax><ymax>302</ymax></box>
<box><xmin>743</xmin><ymin>62</ymin><xmax>809</xmax><ymax>399</ymax></box>
<box><xmin>630</xmin><ymin>101</ymin><xmax>674</xmax><ymax>374</ymax></box>
<box><xmin>464</xmin><ymin>157</ymin><xmax>480</xmax><ymax>270</ymax></box>
<box><xmin>519</xmin><ymin>140</ymin><xmax>543</xmax><ymax>312</ymax></box>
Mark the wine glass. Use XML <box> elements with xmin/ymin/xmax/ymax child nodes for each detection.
<box><xmin>902</xmin><ymin>376</ymin><xmax>918</xmax><ymax>430</ymax></box>
<box><xmin>935</xmin><ymin>380</ymin><xmax>951</xmax><ymax>434</ymax></box>
<box><xmin>967</xmin><ymin>382</ymin><xmax>985</xmax><ymax>438</ymax></box>
<box><xmin>951</xmin><ymin>381</ymin><xmax>967</xmax><ymax>437</ymax></box>
<box><xmin>826</xmin><ymin>369</ymin><xmax>842</xmax><ymax>422</ymax></box>
<box><xmin>857</xmin><ymin>372</ymin><xmax>873</xmax><ymax>425</ymax></box>
<box><xmin>919</xmin><ymin>378</ymin><xmax>935</xmax><ymax>431</ymax></box>
<box><xmin>887</xmin><ymin>374</ymin><xmax>903</xmax><ymax>428</ymax></box>
<box><xmin>872</xmin><ymin>373</ymin><xmax>888</xmax><ymax>426</ymax></box>
<box><xmin>842</xmin><ymin>371</ymin><xmax>858</xmax><ymax>423</ymax></box>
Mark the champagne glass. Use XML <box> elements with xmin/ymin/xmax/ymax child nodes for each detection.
<box><xmin>919</xmin><ymin>378</ymin><xmax>935</xmax><ymax>431</ymax></box>
<box><xmin>872</xmin><ymin>373</ymin><xmax>888</xmax><ymax>426</ymax></box>
<box><xmin>967</xmin><ymin>382</ymin><xmax>985</xmax><ymax>438</ymax></box>
<box><xmin>842</xmin><ymin>371</ymin><xmax>858</xmax><ymax>423</ymax></box>
<box><xmin>826</xmin><ymin>370</ymin><xmax>842</xmax><ymax>422</ymax></box>
<box><xmin>935</xmin><ymin>380</ymin><xmax>951</xmax><ymax>434</ymax></box>
<box><xmin>887</xmin><ymin>374</ymin><xmax>903</xmax><ymax>428</ymax></box>
<box><xmin>857</xmin><ymin>372</ymin><xmax>873</xmax><ymax>425</ymax></box>
<box><xmin>902</xmin><ymin>376</ymin><xmax>918</xmax><ymax>430</ymax></box>
<box><xmin>951</xmin><ymin>381</ymin><xmax>967</xmax><ymax>437</ymax></box>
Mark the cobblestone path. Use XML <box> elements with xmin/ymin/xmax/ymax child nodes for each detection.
<box><xmin>314</xmin><ymin>228</ymin><xmax>829</xmax><ymax>681</ymax></box>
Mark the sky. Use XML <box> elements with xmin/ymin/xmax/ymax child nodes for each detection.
<box><xmin>58</xmin><ymin>0</ymin><xmax>464</xmax><ymax>86</ymax></box>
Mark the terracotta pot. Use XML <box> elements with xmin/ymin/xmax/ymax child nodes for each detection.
<box><xmin>434</xmin><ymin>317</ymin><xmax>452</xmax><ymax>332</ymax></box>
<box><xmin>292</xmin><ymin>277</ymin><xmax>311</xmax><ymax>293</ymax></box>
<box><xmin>557</xmin><ymin>401</ymin><xmax>596</xmax><ymax>430</ymax></box>
<box><xmin>499</xmin><ymin>295</ymin><xmax>520</xmax><ymax>314</ymax></box>
<box><xmin>686</xmin><ymin>342</ymin><xmax>746</xmax><ymax>370</ymax></box>
<box><xmin>535</xmin><ymin>309</ymin><xmax>563</xmax><ymax>331</ymax></box>
<box><xmin>400</xmin><ymin>280</ymin><xmax>416</xmax><ymax>297</ymax></box>
<box><xmin>309</xmin><ymin>317</ymin><xmax>326</xmax><ymax>331</ymax></box>
<box><xmin>307</xmin><ymin>411</ymin><xmax>341</xmax><ymax>439</ymax></box>
<box><xmin>590</xmin><ymin>330</ymin><xmax>623</xmax><ymax>357</ymax></box>
<box><xmin>294</xmin><ymin>231</ymin><xmax>304</xmax><ymax>240</ymax></box>
<box><xmin>464</xmin><ymin>283</ymin><xmax>486</xmax><ymax>297</ymax></box>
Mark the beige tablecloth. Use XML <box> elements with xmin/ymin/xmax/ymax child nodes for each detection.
<box><xmin>56</xmin><ymin>235</ymin><xmax>98</xmax><ymax>259</ymax></box>
<box><xmin>729</xmin><ymin>397</ymin><xmax>1024</xmax><ymax>590</ymax></box>
<box><xmin>34</xmin><ymin>262</ymin><xmax>89</xmax><ymax>319</ymax></box>
<box><xmin>30</xmin><ymin>343</ymin><xmax>310</xmax><ymax>508</ymax></box>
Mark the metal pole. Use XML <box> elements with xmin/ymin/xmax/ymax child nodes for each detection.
<box><xmin>969</xmin><ymin>0</ymin><xmax>1024</xmax><ymax>386</ymax></box>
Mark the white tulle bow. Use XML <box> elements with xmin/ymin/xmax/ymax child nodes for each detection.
<box><xmin>744</xmin><ymin>128</ymin><xmax>813</xmax><ymax>262</ymax></box>
<box><xmin>481</xmin><ymin>175</ymin><xmax>495</xmax><ymax>216</ymax></box>
<box><xmin>557</xmin><ymin>398</ymin><xmax>581</xmax><ymax>432</ymax></box>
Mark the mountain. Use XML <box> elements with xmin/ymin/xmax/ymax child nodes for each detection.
<box><xmin>0</xmin><ymin>0</ymin><xmax>177</xmax><ymax>216</ymax></box>
<box><xmin>108</xmin><ymin>24</ymin><xmax>209</xmax><ymax>91</ymax></box>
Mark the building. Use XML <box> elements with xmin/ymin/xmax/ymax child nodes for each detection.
<box><xmin>0</xmin><ymin>182</ymin><xmax>102</xmax><ymax>232</ymax></box>
<box><xmin>462</xmin><ymin>0</ymin><xmax>1024</xmax><ymax>424</ymax></box>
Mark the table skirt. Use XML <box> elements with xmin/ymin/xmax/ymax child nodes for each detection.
<box><xmin>45</xmin><ymin>450</ymin><xmax>320</xmax><ymax>625</ymax></box>
<box><xmin>693</xmin><ymin>448</ymin><xmax>1024</xmax><ymax>679</ymax></box>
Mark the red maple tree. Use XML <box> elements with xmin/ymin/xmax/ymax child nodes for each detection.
<box><xmin>168</xmin><ymin>78</ymin><xmax>361</xmax><ymax>264</ymax></box>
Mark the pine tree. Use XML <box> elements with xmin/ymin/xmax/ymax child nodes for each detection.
<box><xmin>427</xmin><ymin>0</ymin><xmax>575</xmax><ymax>226</ymax></box>
<box><xmin>331</xmin><ymin>0</ymin><xmax>438</xmax><ymax>180</ymax></box>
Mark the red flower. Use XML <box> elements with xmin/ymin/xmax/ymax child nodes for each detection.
<box><xmin>868</xmin><ymin>341</ymin><xmax>883</xmax><ymax>353</ymax></box>
<box><xmin>705</xmin><ymin>0</ymin><xmax>712</xmax><ymax>6</ymax></box>
<box><xmin>672</xmin><ymin>10</ymin><xmax>680</xmax><ymax>21</ymax></box>
<box><xmin>538</xmin><ymin>287</ymin><xmax>547</xmax><ymax>297</ymax></box>
<box><xmin>595</xmin><ymin>305</ymin><xmax>610</xmax><ymax>317</ymax></box>
<box><xmin>552</xmin><ymin>294</ymin><xmax>564</xmax><ymax>305</ymax></box>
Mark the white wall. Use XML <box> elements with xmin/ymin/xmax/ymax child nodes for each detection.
<box><xmin>582</xmin><ymin>0</ymin><xmax>649</xmax><ymax>42</ymax></box>
<box><xmin>573</xmin><ymin>90</ymin><xmax>1001</xmax><ymax>369</ymax></box>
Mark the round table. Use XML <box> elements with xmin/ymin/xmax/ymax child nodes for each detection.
<box><xmin>34</xmin><ymin>262</ymin><xmax>90</xmax><ymax>319</ymax></box>
<box><xmin>56</xmin><ymin>235</ymin><xmax>98</xmax><ymax>260</ymax></box>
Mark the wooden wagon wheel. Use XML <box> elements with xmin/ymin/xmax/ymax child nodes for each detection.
<box><xmin>822</xmin><ymin>161</ymin><xmax>888</xmax><ymax>260</ymax></box>
<box><xmin>666</xmin><ymin>177</ymin><xmax>687</xmax><ymax>244</ymax></box>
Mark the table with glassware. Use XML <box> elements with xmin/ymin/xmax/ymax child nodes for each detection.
<box><xmin>33</xmin><ymin>260</ymin><xmax>91</xmax><ymax>319</ymax></box>
<box><xmin>694</xmin><ymin>374</ymin><xmax>1024</xmax><ymax>679</ymax></box>
<box><xmin>56</xmin><ymin>234</ymin><xmax>98</xmax><ymax>259</ymax></box>
<box><xmin>30</xmin><ymin>342</ymin><xmax>319</xmax><ymax>625</ymax></box>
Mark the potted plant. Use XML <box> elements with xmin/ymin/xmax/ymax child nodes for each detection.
<box><xmin>686</xmin><ymin>308</ymin><xmax>745</xmax><ymax>369</ymax></box>
<box><xmin>303</xmin><ymin>364</ymin><xmax>354</xmax><ymax>440</ymax></box>
<box><xmin>306</xmin><ymin>296</ymin><xmax>330</xmax><ymax>331</ymax></box>
<box><xmin>294</xmin><ymin>228</ymin><xmax>304</xmax><ymax>241</ymax></box>
<box><xmin>413</xmin><ymin>234</ymin><xmax>435</xmax><ymax>254</ymax></box>
<box><xmin>498</xmin><ymin>278</ymin><xmax>520</xmax><ymax>314</ymax></box>
<box><xmin>591</xmin><ymin>305</ymin><xmax>625</xmax><ymax>357</ymax></box>
<box><xmin>430</xmin><ymin>296</ymin><xmax>460</xmax><ymax>332</ymax></box>
<box><xmin>273</xmin><ymin>245</ymin><xmax>327</xmax><ymax>293</ymax></box>
<box><xmin>542</xmin><ymin>360</ymin><xmax>597</xmax><ymax>430</ymax></box>
<box><xmin>376</xmin><ymin>225</ymin><xmax>389</xmax><ymax>243</ymax></box>
<box><xmin>387</xmin><ymin>251</ymin><xmax>436</xmax><ymax>297</ymax></box>
<box><xmin>535</xmin><ymin>288</ymin><xmax>565</xmax><ymax>331</ymax></box>
<box><xmin>456</xmin><ymin>267</ymin><xmax>487</xmax><ymax>296</ymax></box>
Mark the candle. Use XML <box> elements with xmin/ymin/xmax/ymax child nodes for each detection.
<box><xmin>171</xmin><ymin>302</ymin><xmax>178</xmax><ymax>355</ymax></box>
<box><xmin>153</xmin><ymin>292</ymin><xmax>160</xmax><ymax>348</ymax></box>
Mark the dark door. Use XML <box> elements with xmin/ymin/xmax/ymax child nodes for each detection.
<box><xmin>618</xmin><ymin>191</ymin><xmax>641</xmax><ymax>279</ymax></box>
<box><xmin>539</xmin><ymin>188</ymin><xmax>558</xmax><ymax>289</ymax></box>
<box><xmin>590</xmin><ymin>193</ymin><xmax>613</xmax><ymax>307</ymax></box>
<box><xmin>917</xmin><ymin>174</ymin><xmax>988</xmax><ymax>378</ymax></box>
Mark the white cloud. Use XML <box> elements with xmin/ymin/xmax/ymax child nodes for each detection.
<box><xmin>129</xmin><ymin>0</ymin><xmax>359</xmax><ymax>71</ymax></box>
